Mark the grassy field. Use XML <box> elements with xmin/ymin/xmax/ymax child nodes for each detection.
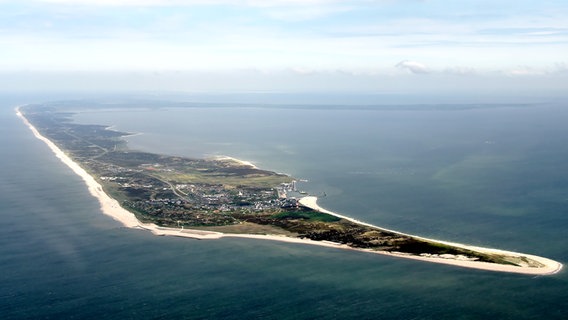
<box><xmin>194</xmin><ymin>222</ymin><xmax>297</xmax><ymax>235</ymax></box>
<box><xmin>154</xmin><ymin>171</ymin><xmax>292</xmax><ymax>188</ymax></box>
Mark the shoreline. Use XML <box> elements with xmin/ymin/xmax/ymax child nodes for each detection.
<box><xmin>212</xmin><ymin>155</ymin><xmax>258</xmax><ymax>169</ymax></box>
<box><xmin>298</xmin><ymin>197</ymin><xmax>563</xmax><ymax>275</ymax></box>
<box><xmin>16</xmin><ymin>107</ymin><xmax>562</xmax><ymax>275</ymax></box>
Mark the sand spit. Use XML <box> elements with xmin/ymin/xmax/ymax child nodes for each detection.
<box><xmin>299</xmin><ymin>196</ymin><xmax>563</xmax><ymax>275</ymax></box>
<box><xmin>17</xmin><ymin>107</ymin><xmax>562</xmax><ymax>275</ymax></box>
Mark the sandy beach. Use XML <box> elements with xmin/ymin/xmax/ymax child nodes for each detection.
<box><xmin>17</xmin><ymin>107</ymin><xmax>562</xmax><ymax>275</ymax></box>
<box><xmin>299</xmin><ymin>196</ymin><xmax>563</xmax><ymax>275</ymax></box>
<box><xmin>213</xmin><ymin>156</ymin><xmax>258</xmax><ymax>169</ymax></box>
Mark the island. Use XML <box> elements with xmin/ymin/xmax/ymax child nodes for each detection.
<box><xmin>16</xmin><ymin>102</ymin><xmax>563</xmax><ymax>275</ymax></box>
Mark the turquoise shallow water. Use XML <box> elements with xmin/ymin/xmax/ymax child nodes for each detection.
<box><xmin>2</xmin><ymin>96</ymin><xmax>568</xmax><ymax>319</ymax></box>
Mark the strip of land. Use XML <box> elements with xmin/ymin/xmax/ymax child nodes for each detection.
<box><xmin>16</xmin><ymin>104</ymin><xmax>563</xmax><ymax>275</ymax></box>
<box><xmin>298</xmin><ymin>197</ymin><xmax>562</xmax><ymax>274</ymax></box>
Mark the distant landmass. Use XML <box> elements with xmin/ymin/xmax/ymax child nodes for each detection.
<box><xmin>17</xmin><ymin>101</ymin><xmax>562</xmax><ymax>275</ymax></box>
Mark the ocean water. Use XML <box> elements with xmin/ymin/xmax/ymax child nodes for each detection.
<box><xmin>2</xmin><ymin>96</ymin><xmax>568</xmax><ymax>319</ymax></box>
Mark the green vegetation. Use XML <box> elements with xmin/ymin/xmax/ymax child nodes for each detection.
<box><xmin>272</xmin><ymin>210</ymin><xmax>341</xmax><ymax>222</ymax></box>
<box><xmin>154</xmin><ymin>170</ymin><xmax>292</xmax><ymax>189</ymax></box>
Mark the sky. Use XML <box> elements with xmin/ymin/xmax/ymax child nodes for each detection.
<box><xmin>1</xmin><ymin>0</ymin><xmax>567</xmax><ymax>100</ymax></box>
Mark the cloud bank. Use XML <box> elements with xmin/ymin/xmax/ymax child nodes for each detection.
<box><xmin>396</xmin><ymin>60</ymin><xmax>430</xmax><ymax>74</ymax></box>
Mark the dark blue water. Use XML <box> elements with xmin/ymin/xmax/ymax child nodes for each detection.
<box><xmin>2</xmin><ymin>97</ymin><xmax>568</xmax><ymax>319</ymax></box>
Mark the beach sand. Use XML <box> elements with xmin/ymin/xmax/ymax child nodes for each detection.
<box><xmin>17</xmin><ymin>107</ymin><xmax>562</xmax><ymax>275</ymax></box>
<box><xmin>213</xmin><ymin>156</ymin><xmax>258</xmax><ymax>169</ymax></box>
<box><xmin>299</xmin><ymin>196</ymin><xmax>563</xmax><ymax>275</ymax></box>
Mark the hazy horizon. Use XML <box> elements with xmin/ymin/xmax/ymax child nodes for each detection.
<box><xmin>1</xmin><ymin>0</ymin><xmax>567</xmax><ymax>98</ymax></box>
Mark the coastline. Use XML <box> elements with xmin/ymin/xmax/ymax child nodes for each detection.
<box><xmin>16</xmin><ymin>106</ymin><xmax>562</xmax><ymax>275</ymax></box>
<box><xmin>298</xmin><ymin>197</ymin><xmax>563</xmax><ymax>275</ymax></box>
<box><xmin>16</xmin><ymin>107</ymin><xmax>227</xmax><ymax>239</ymax></box>
<box><xmin>213</xmin><ymin>155</ymin><xmax>258</xmax><ymax>169</ymax></box>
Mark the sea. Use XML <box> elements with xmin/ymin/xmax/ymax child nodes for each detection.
<box><xmin>1</xmin><ymin>93</ymin><xmax>568</xmax><ymax>319</ymax></box>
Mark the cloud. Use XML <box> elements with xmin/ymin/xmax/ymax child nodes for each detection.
<box><xmin>35</xmin><ymin>0</ymin><xmax>209</xmax><ymax>5</ymax></box>
<box><xmin>552</xmin><ymin>63</ymin><xmax>568</xmax><ymax>74</ymax></box>
<box><xmin>444</xmin><ymin>66</ymin><xmax>477</xmax><ymax>76</ymax></box>
<box><xmin>506</xmin><ymin>66</ymin><xmax>545</xmax><ymax>76</ymax></box>
<box><xmin>34</xmin><ymin>0</ymin><xmax>344</xmax><ymax>7</ymax></box>
<box><xmin>290</xmin><ymin>67</ymin><xmax>317</xmax><ymax>75</ymax></box>
<box><xmin>503</xmin><ymin>63</ymin><xmax>568</xmax><ymax>76</ymax></box>
<box><xmin>395</xmin><ymin>60</ymin><xmax>430</xmax><ymax>74</ymax></box>
<box><xmin>263</xmin><ymin>5</ymin><xmax>351</xmax><ymax>21</ymax></box>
